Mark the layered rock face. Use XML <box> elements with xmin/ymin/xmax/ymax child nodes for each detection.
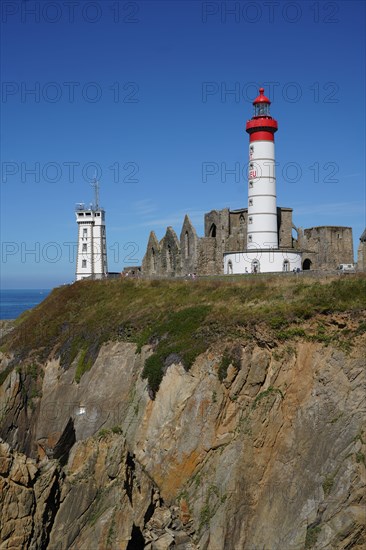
<box><xmin>0</xmin><ymin>319</ymin><xmax>365</xmax><ymax>549</ymax></box>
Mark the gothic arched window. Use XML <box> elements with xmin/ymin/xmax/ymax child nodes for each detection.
<box><xmin>209</xmin><ymin>223</ymin><xmax>217</xmax><ymax>238</ymax></box>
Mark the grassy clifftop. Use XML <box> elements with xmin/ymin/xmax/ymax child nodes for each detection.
<box><xmin>2</xmin><ymin>274</ymin><xmax>366</xmax><ymax>391</ymax></box>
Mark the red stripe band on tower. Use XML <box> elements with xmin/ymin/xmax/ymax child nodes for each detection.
<box><xmin>249</xmin><ymin>131</ymin><xmax>275</xmax><ymax>142</ymax></box>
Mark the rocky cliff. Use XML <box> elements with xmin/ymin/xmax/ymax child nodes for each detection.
<box><xmin>0</xmin><ymin>277</ymin><xmax>365</xmax><ymax>549</ymax></box>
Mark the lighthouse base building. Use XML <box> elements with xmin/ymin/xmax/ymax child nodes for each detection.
<box><xmin>223</xmin><ymin>248</ymin><xmax>302</xmax><ymax>275</ymax></box>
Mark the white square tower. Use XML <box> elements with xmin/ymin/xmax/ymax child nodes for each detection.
<box><xmin>75</xmin><ymin>181</ymin><xmax>108</xmax><ymax>281</ymax></box>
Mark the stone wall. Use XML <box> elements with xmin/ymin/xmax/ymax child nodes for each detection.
<box><xmin>299</xmin><ymin>226</ymin><xmax>354</xmax><ymax>270</ymax></box>
<box><xmin>142</xmin><ymin>231</ymin><xmax>160</xmax><ymax>275</ymax></box>
<box><xmin>180</xmin><ymin>215</ymin><xmax>200</xmax><ymax>276</ymax></box>
<box><xmin>357</xmin><ymin>229</ymin><xmax>366</xmax><ymax>271</ymax></box>
<box><xmin>277</xmin><ymin>207</ymin><xmax>294</xmax><ymax>248</ymax></box>
<box><xmin>160</xmin><ymin>227</ymin><xmax>181</xmax><ymax>277</ymax></box>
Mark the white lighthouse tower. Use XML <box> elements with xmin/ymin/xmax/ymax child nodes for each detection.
<box><xmin>75</xmin><ymin>180</ymin><xmax>108</xmax><ymax>281</ymax></box>
<box><xmin>224</xmin><ymin>87</ymin><xmax>302</xmax><ymax>274</ymax></box>
<box><xmin>246</xmin><ymin>87</ymin><xmax>279</xmax><ymax>249</ymax></box>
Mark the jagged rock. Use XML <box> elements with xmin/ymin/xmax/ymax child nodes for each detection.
<box><xmin>151</xmin><ymin>532</ymin><xmax>175</xmax><ymax>550</ymax></box>
<box><xmin>174</xmin><ymin>530</ymin><xmax>192</xmax><ymax>544</ymax></box>
<box><xmin>147</xmin><ymin>507</ymin><xmax>172</xmax><ymax>531</ymax></box>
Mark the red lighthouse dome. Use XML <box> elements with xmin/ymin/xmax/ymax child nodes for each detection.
<box><xmin>246</xmin><ymin>87</ymin><xmax>278</xmax><ymax>142</ymax></box>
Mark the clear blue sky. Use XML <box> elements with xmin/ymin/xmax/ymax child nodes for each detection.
<box><xmin>1</xmin><ymin>0</ymin><xmax>365</xmax><ymax>288</ymax></box>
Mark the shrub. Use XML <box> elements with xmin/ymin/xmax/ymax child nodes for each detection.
<box><xmin>355</xmin><ymin>452</ymin><xmax>365</xmax><ymax>465</ymax></box>
<box><xmin>218</xmin><ymin>354</ymin><xmax>231</xmax><ymax>382</ymax></box>
<box><xmin>75</xmin><ymin>348</ymin><xmax>93</xmax><ymax>383</ymax></box>
<box><xmin>141</xmin><ymin>305</ymin><xmax>211</xmax><ymax>396</ymax></box>
<box><xmin>252</xmin><ymin>386</ymin><xmax>284</xmax><ymax>409</ymax></box>
<box><xmin>305</xmin><ymin>525</ymin><xmax>321</xmax><ymax>548</ymax></box>
<box><xmin>142</xmin><ymin>354</ymin><xmax>164</xmax><ymax>395</ymax></box>
<box><xmin>322</xmin><ymin>474</ymin><xmax>334</xmax><ymax>495</ymax></box>
<box><xmin>111</xmin><ymin>426</ymin><xmax>123</xmax><ymax>434</ymax></box>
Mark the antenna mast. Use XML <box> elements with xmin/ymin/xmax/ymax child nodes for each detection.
<box><xmin>91</xmin><ymin>177</ymin><xmax>100</xmax><ymax>210</ymax></box>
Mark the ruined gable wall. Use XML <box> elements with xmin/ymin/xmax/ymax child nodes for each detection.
<box><xmin>180</xmin><ymin>218</ymin><xmax>199</xmax><ymax>276</ymax></box>
<box><xmin>160</xmin><ymin>228</ymin><xmax>181</xmax><ymax>277</ymax></box>
<box><xmin>142</xmin><ymin>232</ymin><xmax>160</xmax><ymax>276</ymax></box>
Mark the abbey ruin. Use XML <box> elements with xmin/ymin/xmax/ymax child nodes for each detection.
<box><xmin>141</xmin><ymin>207</ymin><xmax>362</xmax><ymax>276</ymax></box>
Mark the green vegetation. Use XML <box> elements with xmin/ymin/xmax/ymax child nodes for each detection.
<box><xmin>97</xmin><ymin>428</ymin><xmax>111</xmax><ymax>439</ymax></box>
<box><xmin>107</xmin><ymin>513</ymin><xmax>116</xmax><ymax>547</ymax></box>
<box><xmin>141</xmin><ymin>305</ymin><xmax>211</xmax><ymax>394</ymax></box>
<box><xmin>1</xmin><ymin>275</ymin><xmax>365</xmax><ymax>395</ymax></box>
<box><xmin>276</xmin><ymin>327</ymin><xmax>307</xmax><ymax>340</ymax></box>
<box><xmin>88</xmin><ymin>489</ymin><xmax>109</xmax><ymax>526</ymax></box>
<box><xmin>322</xmin><ymin>474</ymin><xmax>335</xmax><ymax>495</ymax></box>
<box><xmin>75</xmin><ymin>348</ymin><xmax>93</xmax><ymax>383</ymax></box>
<box><xmin>218</xmin><ymin>346</ymin><xmax>241</xmax><ymax>381</ymax></box>
<box><xmin>29</xmin><ymin>388</ymin><xmax>42</xmax><ymax>399</ymax></box>
<box><xmin>355</xmin><ymin>452</ymin><xmax>365</xmax><ymax>465</ymax></box>
<box><xmin>218</xmin><ymin>354</ymin><xmax>231</xmax><ymax>382</ymax></box>
<box><xmin>198</xmin><ymin>484</ymin><xmax>224</xmax><ymax>532</ymax></box>
<box><xmin>111</xmin><ymin>425</ymin><xmax>123</xmax><ymax>434</ymax></box>
<box><xmin>252</xmin><ymin>386</ymin><xmax>284</xmax><ymax>409</ymax></box>
<box><xmin>305</xmin><ymin>525</ymin><xmax>321</xmax><ymax>548</ymax></box>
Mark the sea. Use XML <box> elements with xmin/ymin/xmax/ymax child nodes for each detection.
<box><xmin>0</xmin><ymin>289</ymin><xmax>51</xmax><ymax>320</ymax></box>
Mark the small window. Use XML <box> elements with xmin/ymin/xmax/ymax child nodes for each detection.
<box><xmin>248</xmin><ymin>235</ymin><xmax>252</xmax><ymax>242</ymax></box>
<box><xmin>82</xmin><ymin>260</ymin><xmax>87</xmax><ymax>268</ymax></box>
<box><xmin>184</xmin><ymin>231</ymin><xmax>189</xmax><ymax>257</ymax></box>
<box><xmin>283</xmin><ymin>260</ymin><xmax>290</xmax><ymax>272</ymax></box>
<box><xmin>227</xmin><ymin>260</ymin><xmax>233</xmax><ymax>275</ymax></box>
<box><xmin>249</xmin><ymin>198</ymin><xmax>253</xmax><ymax>206</ymax></box>
<box><xmin>85</xmin><ymin>212</ymin><xmax>91</xmax><ymax>216</ymax></box>
<box><xmin>337</xmin><ymin>233</ymin><xmax>342</xmax><ymax>239</ymax></box>
<box><xmin>252</xmin><ymin>259</ymin><xmax>260</xmax><ymax>273</ymax></box>
<box><xmin>78</xmin><ymin>213</ymin><xmax>84</xmax><ymax>217</ymax></box>
<box><xmin>249</xmin><ymin>217</ymin><xmax>253</xmax><ymax>224</ymax></box>
<box><xmin>96</xmin><ymin>212</ymin><xmax>100</xmax><ymax>217</ymax></box>
<box><xmin>82</xmin><ymin>243</ymin><xmax>87</xmax><ymax>252</ymax></box>
<box><xmin>250</xmin><ymin>145</ymin><xmax>254</xmax><ymax>152</ymax></box>
<box><xmin>83</xmin><ymin>228</ymin><xmax>87</xmax><ymax>237</ymax></box>
<box><xmin>249</xmin><ymin>181</ymin><xmax>253</xmax><ymax>188</ymax></box>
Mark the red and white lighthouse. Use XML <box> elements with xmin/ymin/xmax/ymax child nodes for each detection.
<box><xmin>223</xmin><ymin>87</ymin><xmax>302</xmax><ymax>274</ymax></box>
<box><xmin>246</xmin><ymin>88</ymin><xmax>278</xmax><ymax>249</ymax></box>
